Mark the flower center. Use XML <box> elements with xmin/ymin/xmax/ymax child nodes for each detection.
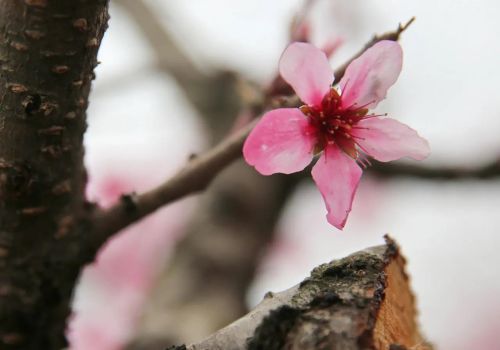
<box><xmin>300</xmin><ymin>88</ymin><xmax>368</xmax><ymax>159</ymax></box>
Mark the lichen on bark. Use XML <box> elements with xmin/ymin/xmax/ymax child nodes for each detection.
<box><xmin>248</xmin><ymin>242</ymin><xmax>395</xmax><ymax>350</ymax></box>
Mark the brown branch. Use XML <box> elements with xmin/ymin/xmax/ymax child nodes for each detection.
<box><xmin>89</xmin><ymin>20</ymin><xmax>419</xmax><ymax>246</ymax></box>
<box><xmin>368</xmin><ymin>158</ymin><xmax>500</xmax><ymax>180</ymax></box>
<box><xmin>90</xmin><ymin>120</ymin><xmax>256</xmax><ymax>247</ymax></box>
<box><xmin>333</xmin><ymin>17</ymin><xmax>415</xmax><ymax>84</ymax></box>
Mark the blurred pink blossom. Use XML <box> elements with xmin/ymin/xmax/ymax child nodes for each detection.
<box><xmin>292</xmin><ymin>20</ymin><xmax>342</xmax><ymax>59</ymax></box>
<box><xmin>68</xmin><ymin>173</ymin><xmax>189</xmax><ymax>349</ymax></box>
<box><xmin>243</xmin><ymin>41</ymin><xmax>430</xmax><ymax>229</ymax></box>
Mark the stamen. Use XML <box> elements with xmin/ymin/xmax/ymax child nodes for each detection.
<box><xmin>356</xmin><ymin>157</ymin><xmax>369</xmax><ymax>169</ymax></box>
<box><xmin>350</xmin><ymin>134</ymin><xmax>366</xmax><ymax>141</ymax></box>
<box><xmin>340</xmin><ymin>78</ymin><xmax>350</xmax><ymax>95</ymax></box>
<box><xmin>362</xmin><ymin>113</ymin><xmax>388</xmax><ymax>119</ymax></box>
<box><xmin>356</xmin><ymin>152</ymin><xmax>372</xmax><ymax>169</ymax></box>
<box><xmin>355</xmin><ymin>108</ymin><xmax>369</xmax><ymax>116</ymax></box>
<box><xmin>355</xmin><ymin>144</ymin><xmax>372</xmax><ymax>164</ymax></box>
<box><xmin>351</xmin><ymin>126</ymin><xmax>369</xmax><ymax>132</ymax></box>
<box><xmin>299</xmin><ymin>105</ymin><xmax>312</xmax><ymax>116</ymax></box>
<box><xmin>344</xmin><ymin>99</ymin><xmax>377</xmax><ymax>112</ymax></box>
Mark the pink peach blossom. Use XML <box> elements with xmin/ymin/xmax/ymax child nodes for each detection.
<box><xmin>243</xmin><ymin>41</ymin><xmax>430</xmax><ymax>229</ymax></box>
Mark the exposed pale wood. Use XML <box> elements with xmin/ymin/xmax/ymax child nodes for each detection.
<box><xmin>373</xmin><ymin>255</ymin><xmax>429</xmax><ymax>349</ymax></box>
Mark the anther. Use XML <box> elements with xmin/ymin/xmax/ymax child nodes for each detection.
<box><xmin>299</xmin><ymin>105</ymin><xmax>312</xmax><ymax>116</ymax></box>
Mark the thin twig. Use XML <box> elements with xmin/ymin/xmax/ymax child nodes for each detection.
<box><xmin>368</xmin><ymin>158</ymin><xmax>500</xmax><ymax>180</ymax></box>
<box><xmin>90</xmin><ymin>120</ymin><xmax>256</xmax><ymax>247</ymax></box>
<box><xmin>333</xmin><ymin>17</ymin><xmax>415</xmax><ymax>84</ymax></box>
<box><xmin>290</xmin><ymin>0</ymin><xmax>318</xmax><ymax>40</ymax></box>
<box><xmin>89</xmin><ymin>20</ymin><xmax>422</xmax><ymax>244</ymax></box>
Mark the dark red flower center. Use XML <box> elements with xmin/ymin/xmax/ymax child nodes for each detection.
<box><xmin>300</xmin><ymin>88</ymin><xmax>368</xmax><ymax>159</ymax></box>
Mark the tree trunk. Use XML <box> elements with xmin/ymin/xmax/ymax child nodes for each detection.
<box><xmin>0</xmin><ymin>1</ymin><xmax>109</xmax><ymax>348</ymax></box>
<box><xmin>168</xmin><ymin>237</ymin><xmax>431</xmax><ymax>350</ymax></box>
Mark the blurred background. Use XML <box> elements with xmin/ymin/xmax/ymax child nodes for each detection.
<box><xmin>67</xmin><ymin>0</ymin><xmax>500</xmax><ymax>349</ymax></box>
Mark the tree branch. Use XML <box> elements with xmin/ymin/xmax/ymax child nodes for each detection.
<box><xmin>89</xmin><ymin>19</ymin><xmax>420</xmax><ymax>246</ymax></box>
<box><xmin>90</xmin><ymin>119</ymin><xmax>255</xmax><ymax>246</ymax></box>
<box><xmin>368</xmin><ymin>158</ymin><xmax>500</xmax><ymax>180</ymax></box>
<box><xmin>333</xmin><ymin>17</ymin><xmax>415</xmax><ymax>84</ymax></box>
<box><xmin>92</xmin><ymin>133</ymin><xmax>498</xmax><ymax>246</ymax></box>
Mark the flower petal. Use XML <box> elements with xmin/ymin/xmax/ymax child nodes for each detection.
<box><xmin>311</xmin><ymin>144</ymin><xmax>362</xmax><ymax>229</ymax></box>
<box><xmin>339</xmin><ymin>40</ymin><xmax>403</xmax><ymax>110</ymax></box>
<box><xmin>243</xmin><ymin>108</ymin><xmax>315</xmax><ymax>175</ymax></box>
<box><xmin>279</xmin><ymin>42</ymin><xmax>334</xmax><ymax>106</ymax></box>
<box><xmin>351</xmin><ymin>117</ymin><xmax>430</xmax><ymax>162</ymax></box>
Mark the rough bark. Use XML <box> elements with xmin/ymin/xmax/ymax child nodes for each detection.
<box><xmin>0</xmin><ymin>1</ymin><xmax>109</xmax><ymax>348</ymax></box>
<box><xmin>163</xmin><ymin>237</ymin><xmax>431</xmax><ymax>350</ymax></box>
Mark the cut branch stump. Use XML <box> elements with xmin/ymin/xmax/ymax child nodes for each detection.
<box><xmin>162</xmin><ymin>236</ymin><xmax>431</xmax><ymax>350</ymax></box>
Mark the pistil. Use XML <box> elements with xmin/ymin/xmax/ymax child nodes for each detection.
<box><xmin>299</xmin><ymin>88</ymin><xmax>368</xmax><ymax>158</ymax></box>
